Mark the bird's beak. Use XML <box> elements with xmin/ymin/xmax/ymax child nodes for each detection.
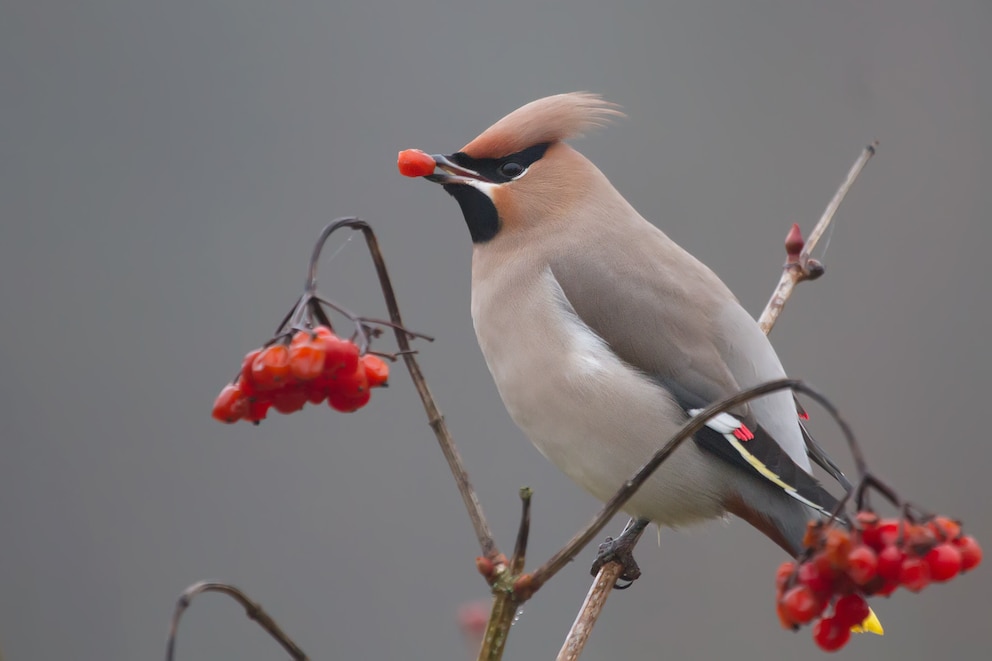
<box><xmin>425</xmin><ymin>154</ymin><xmax>491</xmax><ymax>186</ymax></box>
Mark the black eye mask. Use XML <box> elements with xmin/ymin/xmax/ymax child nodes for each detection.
<box><xmin>449</xmin><ymin>142</ymin><xmax>551</xmax><ymax>183</ymax></box>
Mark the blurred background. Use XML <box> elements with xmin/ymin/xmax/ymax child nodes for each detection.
<box><xmin>2</xmin><ymin>1</ymin><xmax>990</xmax><ymax>659</ymax></box>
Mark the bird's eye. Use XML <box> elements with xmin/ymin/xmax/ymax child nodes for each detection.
<box><xmin>499</xmin><ymin>161</ymin><xmax>525</xmax><ymax>179</ymax></box>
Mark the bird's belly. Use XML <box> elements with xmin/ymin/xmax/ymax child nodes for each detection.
<box><xmin>472</xmin><ymin>276</ymin><xmax>728</xmax><ymax>526</ymax></box>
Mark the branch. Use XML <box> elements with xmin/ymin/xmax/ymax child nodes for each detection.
<box><xmin>164</xmin><ymin>581</ymin><xmax>307</xmax><ymax>661</ymax></box>
<box><xmin>560</xmin><ymin>142</ymin><xmax>879</xmax><ymax>658</ymax></box>
<box><xmin>557</xmin><ymin>566</ymin><xmax>624</xmax><ymax>661</ymax></box>
<box><xmin>511</xmin><ymin>488</ymin><xmax>533</xmax><ymax>576</ymax></box>
<box><xmin>319</xmin><ymin>218</ymin><xmax>501</xmax><ymax>562</ymax></box>
<box><xmin>758</xmin><ymin>142</ymin><xmax>877</xmax><ymax>334</ymax></box>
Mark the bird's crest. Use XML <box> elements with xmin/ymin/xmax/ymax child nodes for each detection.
<box><xmin>462</xmin><ymin>92</ymin><xmax>624</xmax><ymax>158</ymax></box>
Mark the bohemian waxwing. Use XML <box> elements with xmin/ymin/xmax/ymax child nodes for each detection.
<box><xmin>414</xmin><ymin>92</ymin><xmax>847</xmax><ymax>559</ymax></box>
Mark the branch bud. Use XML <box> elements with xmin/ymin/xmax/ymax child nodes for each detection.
<box><xmin>785</xmin><ymin>223</ymin><xmax>805</xmax><ymax>263</ymax></box>
<box><xmin>512</xmin><ymin>573</ymin><xmax>536</xmax><ymax>600</ymax></box>
<box><xmin>476</xmin><ymin>556</ymin><xmax>496</xmax><ymax>580</ymax></box>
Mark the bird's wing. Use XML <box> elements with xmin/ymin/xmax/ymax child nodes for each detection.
<box><xmin>548</xmin><ymin>248</ymin><xmax>837</xmax><ymax>513</ymax></box>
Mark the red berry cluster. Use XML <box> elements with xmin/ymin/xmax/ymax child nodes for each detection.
<box><xmin>212</xmin><ymin>325</ymin><xmax>390</xmax><ymax>424</ymax></box>
<box><xmin>776</xmin><ymin>512</ymin><xmax>982</xmax><ymax>652</ymax></box>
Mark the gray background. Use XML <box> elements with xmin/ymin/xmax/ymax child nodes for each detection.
<box><xmin>2</xmin><ymin>1</ymin><xmax>990</xmax><ymax>659</ymax></box>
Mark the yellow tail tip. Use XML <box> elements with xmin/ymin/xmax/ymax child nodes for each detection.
<box><xmin>851</xmin><ymin>608</ymin><xmax>884</xmax><ymax>635</ymax></box>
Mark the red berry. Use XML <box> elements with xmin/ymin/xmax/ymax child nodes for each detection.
<box><xmin>245</xmin><ymin>396</ymin><xmax>271</xmax><ymax>423</ymax></box>
<box><xmin>928</xmin><ymin>516</ymin><xmax>962</xmax><ymax>542</ymax></box>
<box><xmin>798</xmin><ymin>560</ymin><xmax>833</xmax><ymax>594</ymax></box>
<box><xmin>813</xmin><ymin>616</ymin><xmax>851</xmax><ymax>652</ymax></box>
<box><xmin>925</xmin><ymin>543</ymin><xmax>962</xmax><ymax>582</ymax></box>
<box><xmin>856</xmin><ymin>511</ymin><xmax>881</xmax><ymax>548</ymax></box>
<box><xmin>776</xmin><ymin>599</ymin><xmax>798</xmax><ymax>630</ymax></box>
<box><xmin>328</xmin><ymin>365</ymin><xmax>372</xmax><ymax>412</ymax></box>
<box><xmin>873</xmin><ymin>579</ymin><xmax>899</xmax><ymax>597</ymax></box>
<box><xmin>457</xmin><ymin>600</ymin><xmax>490</xmax><ymax>640</ymax></box>
<box><xmin>252</xmin><ymin>345</ymin><xmax>291</xmax><ymax>390</ymax></box>
<box><xmin>803</xmin><ymin>521</ymin><xmax>825</xmax><ymax>549</ymax></box>
<box><xmin>876</xmin><ymin>518</ymin><xmax>901</xmax><ymax>549</ymax></box>
<box><xmin>775</xmin><ymin>561</ymin><xmax>796</xmax><ymax>591</ymax></box>
<box><xmin>955</xmin><ymin>535</ymin><xmax>983</xmax><ymax>571</ymax></box>
<box><xmin>328</xmin><ymin>387</ymin><xmax>372</xmax><ymax>412</ymax></box>
<box><xmin>335</xmin><ymin>362</ymin><xmax>369</xmax><ymax>394</ymax></box>
<box><xmin>305</xmin><ymin>381</ymin><xmax>329</xmax><ymax>405</ymax></box>
<box><xmin>397</xmin><ymin>149</ymin><xmax>436</xmax><ymax>177</ymax></box>
<box><xmin>780</xmin><ymin>585</ymin><xmax>821</xmax><ymax>625</ymax></box>
<box><xmin>904</xmin><ymin>522</ymin><xmax>936</xmax><ymax>550</ymax></box>
<box><xmin>877</xmin><ymin>545</ymin><xmax>905</xmax><ymax>582</ymax></box>
<box><xmin>899</xmin><ymin>555</ymin><xmax>931</xmax><ymax>592</ymax></box>
<box><xmin>846</xmin><ymin>545</ymin><xmax>879</xmax><ymax>585</ymax></box>
<box><xmin>272</xmin><ymin>386</ymin><xmax>308</xmax><ymax>414</ymax></box>
<box><xmin>812</xmin><ymin>550</ymin><xmax>838</xmax><ymax>578</ymax></box>
<box><xmin>289</xmin><ymin>334</ymin><xmax>327</xmax><ymax>382</ymax></box>
<box><xmin>212</xmin><ymin>384</ymin><xmax>248</xmax><ymax>423</ymax></box>
<box><xmin>361</xmin><ymin>353</ymin><xmax>390</xmax><ymax>387</ymax></box>
<box><xmin>323</xmin><ymin>335</ymin><xmax>360</xmax><ymax>377</ymax></box>
<box><xmin>824</xmin><ymin>527</ymin><xmax>853</xmax><ymax>570</ymax></box>
<box><xmin>833</xmin><ymin>594</ymin><xmax>871</xmax><ymax>628</ymax></box>
<box><xmin>239</xmin><ymin>349</ymin><xmax>262</xmax><ymax>395</ymax></box>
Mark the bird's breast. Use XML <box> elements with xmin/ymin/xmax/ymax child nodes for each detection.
<box><xmin>470</xmin><ymin>263</ymin><xmax>728</xmax><ymax>525</ymax></box>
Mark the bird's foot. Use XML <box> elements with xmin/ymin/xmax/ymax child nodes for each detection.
<box><xmin>590</xmin><ymin>518</ymin><xmax>650</xmax><ymax>589</ymax></box>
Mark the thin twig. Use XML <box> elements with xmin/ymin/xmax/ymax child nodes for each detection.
<box><xmin>758</xmin><ymin>142</ymin><xmax>877</xmax><ymax>335</ymax></box>
<box><xmin>511</xmin><ymin>488</ymin><xmax>533</xmax><ymax>575</ymax></box>
<box><xmin>556</xmin><ymin>565</ymin><xmax>624</xmax><ymax>661</ymax></box>
<box><xmin>561</xmin><ymin>142</ymin><xmax>878</xmax><ymax>658</ymax></box>
<box><xmin>474</xmin><ymin>490</ymin><xmax>533</xmax><ymax>661</ymax></box>
<box><xmin>320</xmin><ymin>218</ymin><xmax>500</xmax><ymax>562</ymax></box>
<box><xmin>164</xmin><ymin>581</ymin><xmax>308</xmax><ymax>661</ymax></box>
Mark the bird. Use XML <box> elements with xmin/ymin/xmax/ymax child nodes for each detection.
<box><xmin>407</xmin><ymin>92</ymin><xmax>879</xmax><ymax>632</ymax></box>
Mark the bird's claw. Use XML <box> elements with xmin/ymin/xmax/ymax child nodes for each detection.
<box><xmin>591</xmin><ymin>535</ymin><xmax>642</xmax><ymax>587</ymax></box>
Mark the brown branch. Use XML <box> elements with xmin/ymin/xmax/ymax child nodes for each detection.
<box><xmin>318</xmin><ymin>218</ymin><xmax>501</xmax><ymax>562</ymax></box>
<box><xmin>758</xmin><ymin>142</ymin><xmax>877</xmax><ymax>335</ymax></box>
<box><xmin>511</xmin><ymin>488</ymin><xmax>533</xmax><ymax>576</ymax></box>
<box><xmin>164</xmin><ymin>581</ymin><xmax>308</xmax><ymax>661</ymax></box>
<box><xmin>556</xmin><ymin>565</ymin><xmax>624</xmax><ymax>661</ymax></box>
<box><xmin>560</xmin><ymin>142</ymin><xmax>879</xmax><ymax>658</ymax></box>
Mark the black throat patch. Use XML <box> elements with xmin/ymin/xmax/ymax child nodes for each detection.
<box><xmin>441</xmin><ymin>142</ymin><xmax>551</xmax><ymax>244</ymax></box>
<box><xmin>442</xmin><ymin>184</ymin><xmax>500</xmax><ymax>243</ymax></box>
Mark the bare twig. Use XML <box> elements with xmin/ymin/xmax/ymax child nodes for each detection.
<box><xmin>164</xmin><ymin>581</ymin><xmax>307</xmax><ymax>661</ymax></box>
<box><xmin>319</xmin><ymin>218</ymin><xmax>501</xmax><ymax>562</ymax></box>
<box><xmin>758</xmin><ymin>142</ymin><xmax>877</xmax><ymax>335</ymax></box>
<box><xmin>511</xmin><ymin>488</ymin><xmax>533</xmax><ymax>575</ymax></box>
<box><xmin>561</xmin><ymin>143</ymin><xmax>879</xmax><ymax>658</ymax></box>
<box><xmin>557</xmin><ymin>565</ymin><xmax>625</xmax><ymax>661</ymax></box>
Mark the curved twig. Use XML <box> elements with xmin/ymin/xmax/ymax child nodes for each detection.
<box><xmin>314</xmin><ymin>218</ymin><xmax>500</xmax><ymax>561</ymax></box>
<box><xmin>164</xmin><ymin>581</ymin><xmax>307</xmax><ymax>661</ymax></box>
